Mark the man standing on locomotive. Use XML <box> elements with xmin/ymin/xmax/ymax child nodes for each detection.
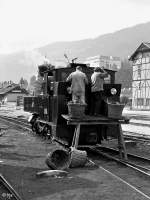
<box><xmin>90</xmin><ymin>66</ymin><xmax>108</xmax><ymax>116</ymax></box>
<box><xmin>66</xmin><ymin>66</ymin><xmax>88</xmax><ymax>104</ymax></box>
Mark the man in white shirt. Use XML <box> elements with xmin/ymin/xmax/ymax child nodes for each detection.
<box><xmin>90</xmin><ymin>67</ymin><xmax>108</xmax><ymax>115</ymax></box>
<box><xmin>66</xmin><ymin>66</ymin><xmax>88</xmax><ymax>104</ymax></box>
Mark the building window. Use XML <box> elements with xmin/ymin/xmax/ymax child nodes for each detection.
<box><xmin>137</xmin><ymin>65</ymin><xmax>141</xmax><ymax>78</ymax></box>
<box><xmin>138</xmin><ymin>82</ymin><xmax>141</xmax><ymax>90</ymax></box>
<box><xmin>137</xmin><ymin>98</ymin><xmax>144</xmax><ymax>106</ymax></box>
<box><xmin>146</xmin><ymin>98</ymin><xmax>150</xmax><ymax>106</ymax></box>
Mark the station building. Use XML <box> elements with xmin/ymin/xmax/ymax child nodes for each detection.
<box><xmin>0</xmin><ymin>83</ymin><xmax>29</xmax><ymax>103</ymax></box>
<box><xmin>129</xmin><ymin>42</ymin><xmax>150</xmax><ymax>110</ymax></box>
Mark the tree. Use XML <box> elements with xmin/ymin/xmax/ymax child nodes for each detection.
<box><xmin>34</xmin><ymin>73</ymin><xmax>43</xmax><ymax>96</ymax></box>
<box><xmin>116</xmin><ymin>58</ymin><xmax>132</xmax><ymax>88</ymax></box>
<box><xmin>19</xmin><ymin>77</ymin><xmax>28</xmax><ymax>89</ymax></box>
<box><xmin>28</xmin><ymin>75</ymin><xmax>36</xmax><ymax>95</ymax></box>
<box><xmin>19</xmin><ymin>77</ymin><xmax>24</xmax><ymax>85</ymax></box>
<box><xmin>23</xmin><ymin>79</ymin><xmax>28</xmax><ymax>89</ymax></box>
<box><xmin>29</xmin><ymin>75</ymin><xmax>36</xmax><ymax>86</ymax></box>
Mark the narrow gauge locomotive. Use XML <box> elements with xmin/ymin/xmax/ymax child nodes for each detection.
<box><xmin>25</xmin><ymin>62</ymin><xmax>122</xmax><ymax>146</ymax></box>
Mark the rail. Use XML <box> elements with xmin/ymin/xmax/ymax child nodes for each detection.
<box><xmin>85</xmin><ymin>145</ymin><xmax>150</xmax><ymax>178</ymax></box>
<box><xmin>0</xmin><ymin>115</ymin><xmax>31</xmax><ymax>131</ymax></box>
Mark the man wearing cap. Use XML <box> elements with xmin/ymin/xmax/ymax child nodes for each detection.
<box><xmin>66</xmin><ymin>66</ymin><xmax>88</xmax><ymax>104</ymax></box>
<box><xmin>90</xmin><ymin>66</ymin><xmax>108</xmax><ymax>115</ymax></box>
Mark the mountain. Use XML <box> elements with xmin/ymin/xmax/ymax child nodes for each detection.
<box><xmin>38</xmin><ymin>21</ymin><xmax>150</xmax><ymax>60</ymax></box>
<box><xmin>0</xmin><ymin>50</ymin><xmax>47</xmax><ymax>83</ymax></box>
<box><xmin>1</xmin><ymin>21</ymin><xmax>150</xmax><ymax>82</ymax></box>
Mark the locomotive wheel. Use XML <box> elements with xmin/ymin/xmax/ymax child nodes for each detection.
<box><xmin>47</xmin><ymin>127</ymin><xmax>53</xmax><ymax>142</ymax></box>
<box><xmin>34</xmin><ymin>121</ymin><xmax>43</xmax><ymax>135</ymax></box>
<box><xmin>32</xmin><ymin>122</ymin><xmax>37</xmax><ymax>132</ymax></box>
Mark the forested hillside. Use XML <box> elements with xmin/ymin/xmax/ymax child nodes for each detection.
<box><xmin>1</xmin><ymin>21</ymin><xmax>150</xmax><ymax>84</ymax></box>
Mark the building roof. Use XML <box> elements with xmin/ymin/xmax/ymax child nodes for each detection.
<box><xmin>129</xmin><ymin>42</ymin><xmax>150</xmax><ymax>61</ymax></box>
<box><xmin>0</xmin><ymin>84</ymin><xmax>28</xmax><ymax>95</ymax></box>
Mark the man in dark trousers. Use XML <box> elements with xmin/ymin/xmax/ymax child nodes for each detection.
<box><xmin>66</xmin><ymin>66</ymin><xmax>88</xmax><ymax>104</ymax></box>
<box><xmin>90</xmin><ymin>66</ymin><xmax>108</xmax><ymax>115</ymax></box>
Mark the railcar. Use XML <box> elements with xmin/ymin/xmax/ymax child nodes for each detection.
<box><xmin>25</xmin><ymin>62</ymin><xmax>122</xmax><ymax>146</ymax></box>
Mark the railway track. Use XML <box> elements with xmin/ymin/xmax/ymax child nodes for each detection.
<box><xmin>123</xmin><ymin>131</ymin><xmax>150</xmax><ymax>141</ymax></box>
<box><xmin>2</xmin><ymin>114</ymin><xmax>149</xmax><ymax>178</ymax></box>
<box><xmin>130</xmin><ymin>121</ymin><xmax>150</xmax><ymax>127</ymax></box>
<box><xmin>0</xmin><ymin>113</ymin><xmax>150</xmax><ymax>141</ymax></box>
<box><xmin>85</xmin><ymin>145</ymin><xmax>150</xmax><ymax>198</ymax></box>
<box><xmin>0</xmin><ymin>114</ymin><xmax>150</xmax><ymax>198</ymax></box>
<box><xmin>0</xmin><ymin>114</ymin><xmax>150</xmax><ymax>142</ymax></box>
<box><xmin>94</xmin><ymin>163</ymin><xmax>150</xmax><ymax>200</ymax></box>
<box><xmin>87</xmin><ymin>145</ymin><xmax>150</xmax><ymax>176</ymax></box>
<box><xmin>0</xmin><ymin>115</ymin><xmax>31</xmax><ymax>131</ymax></box>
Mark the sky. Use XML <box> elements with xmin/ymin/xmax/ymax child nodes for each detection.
<box><xmin>0</xmin><ymin>0</ymin><xmax>150</xmax><ymax>54</ymax></box>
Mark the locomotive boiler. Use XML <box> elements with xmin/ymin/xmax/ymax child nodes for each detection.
<box><xmin>25</xmin><ymin>62</ymin><xmax>122</xmax><ymax>147</ymax></box>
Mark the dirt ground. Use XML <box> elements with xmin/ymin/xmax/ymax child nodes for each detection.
<box><xmin>0</xmin><ymin>120</ymin><xmax>149</xmax><ymax>200</ymax></box>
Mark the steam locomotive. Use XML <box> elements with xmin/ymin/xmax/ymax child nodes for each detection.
<box><xmin>24</xmin><ymin>62</ymin><xmax>122</xmax><ymax>147</ymax></box>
